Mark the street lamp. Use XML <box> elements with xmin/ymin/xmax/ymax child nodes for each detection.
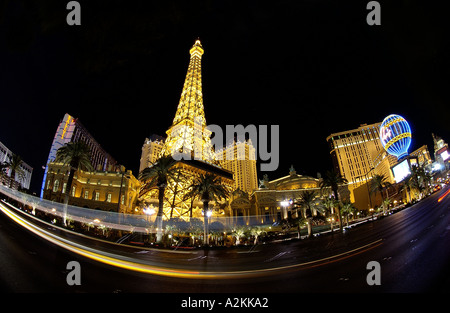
<box><xmin>280</xmin><ymin>199</ymin><xmax>293</xmax><ymax>220</ymax></box>
<box><xmin>143</xmin><ymin>206</ymin><xmax>156</xmax><ymax>223</ymax></box>
<box><xmin>143</xmin><ymin>207</ymin><xmax>156</xmax><ymax>215</ymax></box>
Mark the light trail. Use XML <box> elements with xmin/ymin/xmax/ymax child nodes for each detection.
<box><xmin>0</xmin><ymin>201</ymin><xmax>383</xmax><ymax>280</ymax></box>
<box><xmin>437</xmin><ymin>188</ymin><xmax>450</xmax><ymax>203</ymax></box>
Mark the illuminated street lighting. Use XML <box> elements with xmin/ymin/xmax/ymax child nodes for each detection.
<box><xmin>280</xmin><ymin>199</ymin><xmax>293</xmax><ymax>207</ymax></box>
<box><xmin>143</xmin><ymin>207</ymin><xmax>156</xmax><ymax>215</ymax></box>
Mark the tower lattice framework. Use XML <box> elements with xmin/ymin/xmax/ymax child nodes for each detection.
<box><xmin>160</xmin><ymin>39</ymin><xmax>216</xmax><ymax>163</ymax></box>
<box><xmin>143</xmin><ymin>40</ymin><xmax>234</xmax><ymax>221</ymax></box>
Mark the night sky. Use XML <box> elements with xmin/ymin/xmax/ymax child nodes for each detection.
<box><xmin>1</xmin><ymin>0</ymin><xmax>449</xmax><ymax>194</ymax></box>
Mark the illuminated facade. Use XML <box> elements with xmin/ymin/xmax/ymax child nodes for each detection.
<box><xmin>432</xmin><ymin>133</ymin><xmax>449</xmax><ymax>171</ymax></box>
<box><xmin>0</xmin><ymin>140</ymin><xmax>33</xmax><ymax>190</ymax></box>
<box><xmin>252</xmin><ymin>167</ymin><xmax>322</xmax><ymax>225</ymax></box>
<box><xmin>229</xmin><ymin>166</ymin><xmax>349</xmax><ymax>225</ymax></box>
<box><xmin>140</xmin><ymin>40</ymin><xmax>234</xmax><ymax>221</ymax></box>
<box><xmin>409</xmin><ymin>145</ymin><xmax>432</xmax><ymax>167</ymax></box>
<box><xmin>43</xmin><ymin>162</ymin><xmax>140</xmax><ymax>214</ymax></box>
<box><xmin>40</xmin><ymin>113</ymin><xmax>118</xmax><ymax>198</ymax></box>
<box><xmin>139</xmin><ymin>134</ymin><xmax>165</xmax><ymax>173</ymax></box>
<box><xmin>216</xmin><ymin>140</ymin><xmax>258</xmax><ymax>194</ymax></box>
<box><xmin>327</xmin><ymin>122</ymin><xmax>396</xmax><ymax>203</ymax></box>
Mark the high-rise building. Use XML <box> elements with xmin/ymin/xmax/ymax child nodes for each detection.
<box><xmin>216</xmin><ymin>140</ymin><xmax>258</xmax><ymax>194</ymax></box>
<box><xmin>326</xmin><ymin>122</ymin><xmax>397</xmax><ymax>203</ymax></box>
<box><xmin>41</xmin><ymin>114</ymin><xmax>140</xmax><ymax>213</ymax></box>
<box><xmin>0</xmin><ymin>140</ymin><xmax>33</xmax><ymax>190</ymax></box>
<box><xmin>140</xmin><ymin>39</ymin><xmax>234</xmax><ymax>220</ymax></box>
<box><xmin>40</xmin><ymin>113</ymin><xmax>118</xmax><ymax>198</ymax></box>
<box><xmin>139</xmin><ymin>134</ymin><xmax>165</xmax><ymax>173</ymax></box>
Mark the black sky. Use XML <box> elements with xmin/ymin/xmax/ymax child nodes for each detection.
<box><xmin>1</xmin><ymin>0</ymin><xmax>449</xmax><ymax>194</ymax></box>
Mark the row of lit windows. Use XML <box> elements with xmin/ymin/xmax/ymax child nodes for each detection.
<box><xmin>48</xmin><ymin>179</ymin><xmax>124</xmax><ymax>204</ymax></box>
<box><xmin>80</xmin><ymin>190</ymin><xmax>116</xmax><ymax>203</ymax></box>
<box><xmin>337</xmin><ymin>147</ymin><xmax>371</xmax><ymax>182</ymax></box>
<box><xmin>72</xmin><ymin>127</ymin><xmax>116</xmax><ymax>171</ymax></box>
<box><xmin>329</xmin><ymin>124</ymin><xmax>381</xmax><ymax>147</ymax></box>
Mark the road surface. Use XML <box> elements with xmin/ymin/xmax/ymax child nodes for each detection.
<box><xmin>1</xmin><ymin>186</ymin><xmax>450</xmax><ymax>293</ymax></box>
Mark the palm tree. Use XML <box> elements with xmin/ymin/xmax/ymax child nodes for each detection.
<box><xmin>294</xmin><ymin>190</ymin><xmax>319</xmax><ymax>238</ymax></box>
<box><xmin>382</xmin><ymin>198</ymin><xmax>392</xmax><ymax>214</ymax></box>
<box><xmin>290</xmin><ymin>217</ymin><xmax>307</xmax><ymax>239</ymax></box>
<box><xmin>55</xmin><ymin>141</ymin><xmax>93</xmax><ymax>225</ymax></box>
<box><xmin>401</xmin><ymin>175</ymin><xmax>415</xmax><ymax>203</ymax></box>
<box><xmin>184</xmin><ymin>174</ymin><xmax>229</xmax><ymax>245</ymax></box>
<box><xmin>232</xmin><ymin>226</ymin><xmax>246</xmax><ymax>246</ymax></box>
<box><xmin>5</xmin><ymin>153</ymin><xmax>25</xmax><ymax>188</ymax></box>
<box><xmin>139</xmin><ymin>155</ymin><xmax>178</xmax><ymax>243</ymax></box>
<box><xmin>250</xmin><ymin>226</ymin><xmax>266</xmax><ymax>245</ymax></box>
<box><xmin>370</xmin><ymin>174</ymin><xmax>390</xmax><ymax>204</ymax></box>
<box><xmin>320</xmin><ymin>170</ymin><xmax>348</xmax><ymax>231</ymax></box>
<box><xmin>411</xmin><ymin>164</ymin><xmax>431</xmax><ymax>198</ymax></box>
<box><xmin>320</xmin><ymin>197</ymin><xmax>339</xmax><ymax>233</ymax></box>
<box><xmin>340</xmin><ymin>201</ymin><xmax>357</xmax><ymax>228</ymax></box>
<box><xmin>421</xmin><ymin>170</ymin><xmax>433</xmax><ymax>196</ymax></box>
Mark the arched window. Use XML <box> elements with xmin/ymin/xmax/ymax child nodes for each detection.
<box><xmin>53</xmin><ymin>180</ymin><xmax>60</xmax><ymax>192</ymax></box>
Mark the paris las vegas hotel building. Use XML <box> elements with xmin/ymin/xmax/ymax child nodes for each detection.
<box><xmin>42</xmin><ymin>40</ymin><xmax>260</xmax><ymax>224</ymax></box>
<box><xmin>136</xmin><ymin>39</ymin><xmax>347</xmax><ymax>225</ymax></box>
<box><xmin>43</xmin><ymin>39</ymin><xmax>355</xmax><ymax>226</ymax></box>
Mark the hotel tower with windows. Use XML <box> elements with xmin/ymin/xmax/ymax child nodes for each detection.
<box><xmin>326</xmin><ymin>122</ymin><xmax>397</xmax><ymax>204</ymax></box>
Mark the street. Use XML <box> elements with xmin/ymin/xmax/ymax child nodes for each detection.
<box><xmin>1</xmin><ymin>186</ymin><xmax>450</xmax><ymax>293</ymax></box>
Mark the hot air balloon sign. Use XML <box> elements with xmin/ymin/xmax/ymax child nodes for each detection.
<box><xmin>379</xmin><ymin>114</ymin><xmax>412</xmax><ymax>160</ymax></box>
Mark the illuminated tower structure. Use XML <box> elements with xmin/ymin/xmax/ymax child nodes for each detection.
<box><xmin>141</xmin><ymin>40</ymin><xmax>234</xmax><ymax>220</ymax></box>
<box><xmin>160</xmin><ymin>39</ymin><xmax>216</xmax><ymax>163</ymax></box>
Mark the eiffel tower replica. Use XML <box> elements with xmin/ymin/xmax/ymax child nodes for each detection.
<box><xmin>142</xmin><ymin>39</ymin><xmax>234</xmax><ymax>220</ymax></box>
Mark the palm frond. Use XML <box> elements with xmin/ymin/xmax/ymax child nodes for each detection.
<box><xmin>55</xmin><ymin>141</ymin><xmax>93</xmax><ymax>171</ymax></box>
<box><xmin>184</xmin><ymin>174</ymin><xmax>229</xmax><ymax>203</ymax></box>
<box><xmin>138</xmin><ymin>155</ymin><xmax>178</xmax><ymax>196</ymax></box>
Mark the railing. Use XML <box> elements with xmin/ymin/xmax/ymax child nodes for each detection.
<box><xmin>0</xmin><ymin>185</ymin><xmax>276</xmax><ymax>235</ymax></box>
<box><xmin>1</xmin><ymin>184</ymin><xmax>153</xmax><ymax>232</ymax></box>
